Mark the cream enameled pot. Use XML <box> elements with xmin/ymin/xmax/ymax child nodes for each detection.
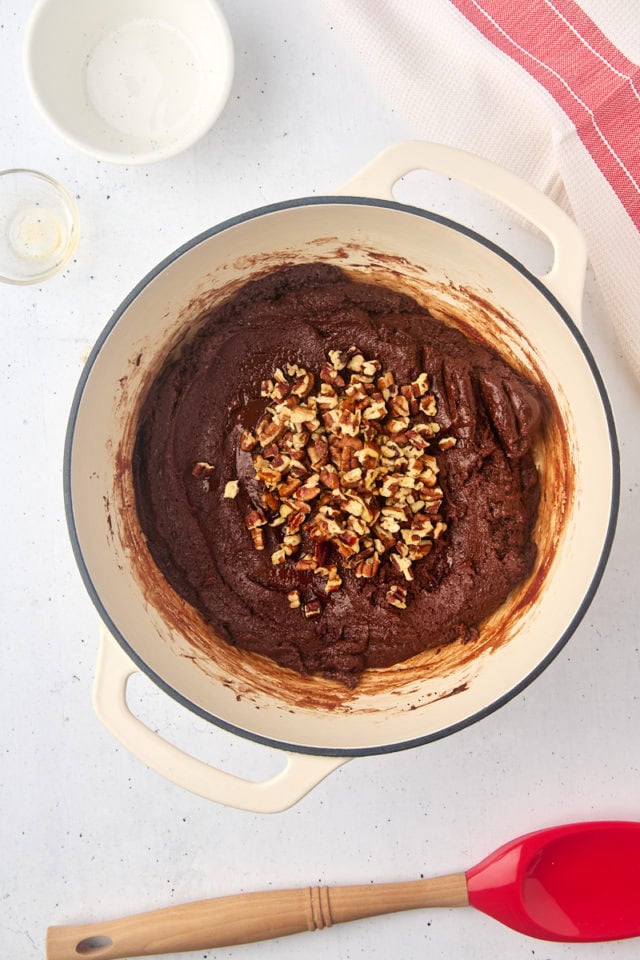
<box><xmin>65</xmin><ymin>142</ymin><xmax>618</xmax><ymax>813</ymax></box>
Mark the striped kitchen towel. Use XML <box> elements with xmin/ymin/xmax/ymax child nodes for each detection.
<box><xmin>325</xmin><ymin>0</ymin><xmax>640</xmax><ymax>381</ymax></box>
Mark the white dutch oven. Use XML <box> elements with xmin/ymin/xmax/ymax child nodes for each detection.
<box><xmin>65</xmin><ymin>142</ymin><xmax>618</xmax><ymax>813</ymax></box>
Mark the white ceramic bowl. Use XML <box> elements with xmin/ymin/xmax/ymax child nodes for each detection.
<box><xmin>24</xmin><ymin>0</ymin><xmax>234</xmax><ymax>164</ymax></box>
<box><xmin>65</xmin><ymin>143</ymin><xmax>618</xmax><ymax>812</ymax></box>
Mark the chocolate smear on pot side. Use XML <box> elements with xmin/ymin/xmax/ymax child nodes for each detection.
<box><xmin>216</xmin><ymin>347</ymin><xmax>456</xmax><ymax>620</ymax></box>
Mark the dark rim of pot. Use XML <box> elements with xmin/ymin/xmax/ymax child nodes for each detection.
<box><xmin>63</xmin><ymin>195</ymin><xmax>621</xmax><ymax>759</ymax></box>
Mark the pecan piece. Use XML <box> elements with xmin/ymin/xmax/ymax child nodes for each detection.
<box><xmin>308</xmin><ymin>438</ymin><xmax>329</xmax><ymax>469</ymax></box>
<box><xmin>313</xmin><ymin>542</ymin><xmax>331</xmax><ymax>567</ymax></box>
<box><xmin>239</xmin><ymin>429</ymin><xmax>258</xmax><ymax>452</ymax></box>
<box><xmin>420</xmin><ymin>394</ymin><xmax>437</xmax><ymax>417</ymax></box>
<box><xmin>286</xmin><ymin>509</ymin><xmax>309</xmax><ymax>533</ymax></box>
<box><xmin>408</xmin><ymin>542</ymin><xmax>433</xmax><ymax>561</ymax></box>
<box><xmin>245</xmin><ymin>509</ymin><xmax>267</xmax><ymax>530</ymax></box>
<box><xmin>320</xmin><ymin>363</ymin><xmax>345</xmax><ymax>388</ymax></box>
<box><xmin>387</xmin><ymin>417</ymin><xmax>410</xmax><ymax>435</ymax></box>
<box><xmin>261</xmin><ymin>491</ymin><xmax>280</xmax><ymax>512</ymax></box>
<box><xmin>250</xmin><ymin>528</ymin><xmax>265</xmax><ymax>551</ymax></box>
<box><xmin>291</xmin><ymin>371</ymin><xmax>315</xmax><ymax>397</ymax></box>
<box><xmin>328</xmin><ymin>349</ymin><xmax>347</xmax><ymax>370</ymax></box>
<box><xmin>287</xmin><ymin>590</ymin><xmax>301</xmax><ymax>609</ymax></box>
<box><xmin>192</xmin><ymin>461</ymin><xmax>215</xmax><ymax>478</ymax></box>
<box><xmin>336</xmin><ymin>530</ymin><xmax>360</xmax><ymax>559</ymax></box>
<box><xmin>256</xmin><ymin>414</ymin><xmax>286</xmax><ymax>447</ymax></box>
<box><xmin>223</xmin><ymin>480</ymin><xmax>240</xmax><ymax>499</ymax></box>
<box><xmin>277</xmin><ymin>477</ymin><xmax>302</xmax><ymax>498</ymax></box>
<box><xmin>390</xmin><ymin>552</ymin><xmax>414</xmax><ymax>581</ymax></box>
<box><xmin>303</xmin><ymin>599</ymin><xmax>322</xmax><ymax>618</ymax></box>
<box><xmin>389</xmin><ymin>395</ymin><xmax>410</xmax><ymax>418</ymax></box>
<box><xmin>322</xmin><ymin>565</ymin><xmax>342</xmax><ymax>592</ymax></box>
<box><xmin>354</xmin><ymin>553</ymin><xmax>380</xmax><ymax>579</ymax></box>
<box><xmin>295</xmin><ymin>475</ymin><xmax>322</xmax><ymax>501</ymax></box>
<box><xmin>319</xmin><ymin>463</ymin><xmax>340</xmax><ymax>490</ymax></box>
<box><xmin>386</xmin><ymin>584</ymin><xmax>407</xmax><ymax>609</ymax></box>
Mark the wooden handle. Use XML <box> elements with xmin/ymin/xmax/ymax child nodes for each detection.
<box><xmin>46</xmin><ymin>873</ymin><xmax>469</xmax><ymax>959</ymax></box>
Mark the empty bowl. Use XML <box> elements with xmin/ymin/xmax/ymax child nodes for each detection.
<box><xmin>23</xmin><ymin>0</ymin><xmax>234</xmax><ymax>164</ymax></box>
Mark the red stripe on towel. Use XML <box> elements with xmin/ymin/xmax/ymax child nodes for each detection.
<box><xmin>449</xmin><ymin>0</ymin><xmax>640</xmax><ymax>228</ymax></box>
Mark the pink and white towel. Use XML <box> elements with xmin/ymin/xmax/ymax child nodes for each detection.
<box><xmin>326</xmin><ymin>0</ymin><xmax>640</xmax><ymax>381</ymax></box>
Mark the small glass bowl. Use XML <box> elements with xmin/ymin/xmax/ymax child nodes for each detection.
<box><xmin>0</xmin><ymin>169</ymin><xmax>79</xmax><ymax>284</ymax></box>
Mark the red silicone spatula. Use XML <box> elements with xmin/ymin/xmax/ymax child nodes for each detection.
<box><xmin>46</xmin><ymin>821</ymin><xmax>640</xmax><ymax>959</ymax></box>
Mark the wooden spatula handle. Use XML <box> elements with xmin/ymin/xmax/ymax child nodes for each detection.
<box><xmin>46</xmin><ymin>873</ymin><xmax>469</xmax><ymax>959</ymax></box>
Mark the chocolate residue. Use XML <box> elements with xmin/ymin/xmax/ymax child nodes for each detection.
<box><xmin>131</xmin><ymin>263</ymin><xmax>547</xmax><ymax>689</ymax></box>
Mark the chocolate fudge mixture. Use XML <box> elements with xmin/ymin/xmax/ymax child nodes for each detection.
<box><xmin>133</xmin><ymin>263</ymin><xmax>543</xmax><ymax>687</ymax></box>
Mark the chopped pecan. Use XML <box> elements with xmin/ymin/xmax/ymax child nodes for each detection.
<box><xmin>308</xmin><ymin>438</ymin><xmax>329</xmax><ymax>468</ymax></box>
<box><xmin>389</xmin><ymin>395</ymin><xmax>410</xmax><ymax>418</ymax></box>
<box><xmin>417</xmin><ymin>396</ymin><xmax>435</xmax><ymax>418</ymax></box>
<box><xmin>250</xmin><ymin>528</ymin><xmax>265</xmax><ymax>551</ymax></box>
<box><xmin>342</xmin><ymin>467</ymin><xmax>363</xmax><ymax>487</ymax></box>
<box><xmin>354</xmin><ymin>553</ymin><xmax>380</xmax><ymax>579</ymax></box>
<box><xmin>295</xmin><ymin>475</ymin><xmax>322</xmax><ymax>501</ymax></box>
<box><xmin>271</xmin><ymin>546</ymin><xmax>287</xmax><ymax>565</ymax></box>
<box><xmin>286</xmin><ymin>509</ymin><xmax>309</xmax><ymax>533</ymax></box>
<box><xmin>255</xmin><ymin>414</ymin><xmax>286</xmax><ymax>447</ymax></box>
<box><xmin>319</xmin><ymin>463</ymin><xmax>340</xmax><ymax>490</ymax></box>
<box><xmin>313</xmin><ymin>542</ymin><xmax>331</xmax><ymax>567</ymax></box>
<box><xmin>408</xmin><ymin>542</ymin><xmax>433</xmax><ymax>561</ymax></box>
<box><xmin>277</xmin><ymin>477</ymin><xmax>302</xmax><ymax>498</ymax></box>
<box><xmin>412</xmin><ymin>514</ymin><xmax>434</xmax><ymax>534</ymax></box>
<box><xmin>291</xmin><ymin>371</ymin><xmax>315</xmax><ymax>397</ymax></box>
<box><xmin>287</xmin><ymin>589</ymin><xmax>301</xmax><ymax>609</ymax></box>
<box><xmin>387</xmin><ymin>417</ymin><xmax>410</xmax><ymax>435</ymax></box>
<box><xmin>328</xmin><ymin>349</ymin><xmax>347</xmax><ymax>370</ymax></box>
<box><xmin>390</xmin><ymin>552</ymin><xmax>414</xmax><ymax>581</ymax></box>
<box><xmin>386</xmin><ymin>584</ymin><xmax>407</xmax><ymax>609</ymax></box>
<box><xmin>336</xmin><ymin>530</ymin><xmax>360</xmax><ymax>558</ymax></box>
<box><xmin>362</xmin><ymin>398</ymin><xmax>387</xmax><ymax>420</ymax></box>
<box><xmin>245</xmin><ymin>509</ymin><xmax>267</xmax><ymax>530</ymax></box>
<box><xmin>192</xmin><ymin>461</ymin><xmax>215</xmax><ymax>478</ymax></box>
<box><xmin>376</xmin><ymin>370</ymin><xmax>395</xmax><ymax>391</ymax></box>
<box><xmin>241</xmin><ymin>348</ymin><xmax>447</xmax><ymax>616</ymax></box>
<box><xmin>325</xmin><ymin>568</ymin><xmax>343</xmax><ymax>593</ymax></box>
<box><xmin>320</xmin><ymin>363</ymin><xmax>345</xmax><ymax>388</ymax></box>
<box><xmin>224</xmin><ymin>480</ymin><xmax>240</xmax><ymax>499</ymax></box>
<box><xmin>239</xmin><ymin>429</ymin><xmax>258</xmax><ymax>452</ymax></box>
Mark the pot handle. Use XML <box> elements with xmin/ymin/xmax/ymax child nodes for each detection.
<box><xmin>93</xmin><ymin>629</ymin><xmax>348</xmax><ymax>813</ymax></box>
<box><xmin>336</xmin><ymin>141</ymin><xmax>587</xmax><ymax>324</ymax></box>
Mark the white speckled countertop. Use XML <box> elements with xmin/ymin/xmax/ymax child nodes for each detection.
<box><xmin>2</xmin><ymin>2</ymin><xmax>640</xmax><ymax>959</ymax></box>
